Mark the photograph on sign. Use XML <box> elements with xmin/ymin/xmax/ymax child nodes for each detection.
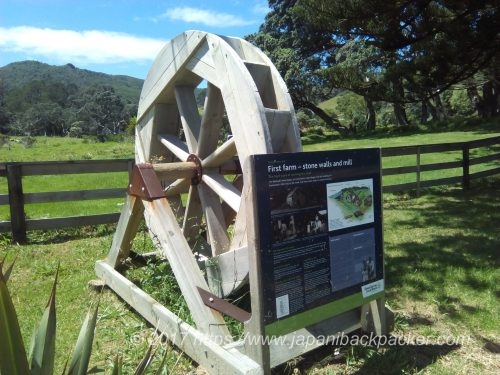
<box><xmin>326</xmin><ymin>178</ymin><xmax>374</xmax><ymax>230</ymax></box>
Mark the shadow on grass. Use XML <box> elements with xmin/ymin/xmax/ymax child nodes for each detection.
<box><xmin>385</xmin><ymin>177</ymin><xmax>500</xmax><ymax>325</ymax></box>
<box><xmin>20</xmin><ymin>224</ymin><xmax>117</xmax><ymax>245</ymax></box>
<box><xmin>273</xmin><ymin>334</ymin><xmax>461</xmax><ymax>375</ymax></box>
<box><xmin>353</xmin><ymin>342</ymin><xmax>460</xmax><ymax>375</ymax></box>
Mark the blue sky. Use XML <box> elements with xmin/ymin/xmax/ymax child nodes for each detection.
<box><xmin>0</xmin><ymin>0</ymin><xmax>269</xmax><ymax>79</ymax></box>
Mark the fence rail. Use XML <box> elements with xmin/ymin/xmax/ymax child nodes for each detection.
<box><xmin>381</xmin><ymin>135</ymin><xmax>500</xmax><ymax>194</ymax></box>
<box><xmin>1</xmin><ymin>136</ymin><xmax>499</xmax><ymax>242</ymax></box>
<box><xmin>0</xmin><ymin>159</ymin><xmax>134</xmax><ymax>242</ymax></box>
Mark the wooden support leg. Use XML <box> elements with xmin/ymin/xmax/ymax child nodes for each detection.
<box><xmin>361</xmin><ymin>297</ymin><xmax>387</xmax><ymax>336</ymax></box>
<box><xmin>106</xmin><ymin>194</ymin><xmax>144</xmax><ymax>267</ymax></box>
<box><xmin>143</xmin><ymin>197</ymin><xmax>231</xmax><ymax>339</ymax></box>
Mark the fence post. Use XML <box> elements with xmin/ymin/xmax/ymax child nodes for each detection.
<box><xmin>462</xmin><ymin>144</ymin><xmax>470</xmax><ymax>190</ymax></box>
<box><xmin>7</xmin><ymin>164</ymin><xmax>27</xmax><ymax>243</ymax></box>
<box><xmin>416</xmin><ymin>146</ymin><xmax>421</xmax><ymax>197</ymax></box>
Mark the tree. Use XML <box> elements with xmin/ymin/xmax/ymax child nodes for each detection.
<box><xmin>247</xmin><ymin>9</ymin><xmax>349</xmax><ymax>133</ymax></box>
<box><xmin>0</xmin><ymin>80</ymin><xmax>10</xmax><ymax>134</ymax></box>
<box><xmin>74</xmin><ymin>86</ymin><xmax>125</xmax><ymax>139</ymax></box>
<box><xmin>269</xmin><ymin>0</ymin><xmax>500</xmax><ymax>123</ymax></box>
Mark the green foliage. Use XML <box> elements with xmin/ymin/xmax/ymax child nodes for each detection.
<box><xmin>0</xmin><ymin>261</ymin><xmax>98</xmax><ymax>375</ymax></box>
<box><xmin>126</xmin><ymin>116</ymin><xmax>137</xmax><ymax>136</ymax></box>
<box><xmin>449</xmin><ymin>89</ymin><xmax>476</xmax><ymax>117</ymax></box>
<box><xmin>0</xmin><ymin>61</ymin><xmax>142</xmax><ymax>137</ymax></box>
<box><xmin>334</xmin><ymin>92</ymin><xmax>366</xmax><ymax>130</ymax></box>
<box><xmin>0</xmin><ymin>259</ymin><xmax>30</xmax><ymax>374</ymax></box>
<box><xmin>0</xmin><ymin>257</ymin><xmax>170</xmax><ymax>375</ymax></box>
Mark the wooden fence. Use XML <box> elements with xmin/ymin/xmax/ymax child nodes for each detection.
<box><xmin>0</xmin><ymin>159</ymin><xmax>134</xmax><ymax>243</ymax></box>
<box><xmin>381</xmin><ymin>135</ymin><xmax>500</xmax><ymax>193</ymax></box>
<box><xmin>1</xmin><ymin>136</ymin><xmax>499</xmax><ymax>243</ymax></box>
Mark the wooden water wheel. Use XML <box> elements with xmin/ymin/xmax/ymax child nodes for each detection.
<box><xmin>96</xmin><ymin>31</ymin><xmax>387</xmax><ymax>374</ymax></box>
<box><xmin>135</xmin><ymin>30</ymin><xmax>302</xmax><ymax>296</ymax></box>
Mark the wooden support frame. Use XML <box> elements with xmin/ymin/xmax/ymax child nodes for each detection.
<box><xmin>96</xmin><ymin>31</ymin><xmax>388</xmax><ymax>374</ymax></box>
<box><xmin>96</xmin><ymin>159</ymin><xmax>387</xmax><ymax>375</ymax></box>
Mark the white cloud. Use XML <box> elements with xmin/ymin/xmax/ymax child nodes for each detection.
<box><xmin>163</xmin><ymin>7</ymin><xmax>255</xmax><ymax>27</ymax></box>
<box><xmin>252</xmin><ymin>2</ymin><xmax>270</xmax><ymax>16</ymax></box>
<box><xmin>0</xmin><ymin>26</ymin><xmax>167</xmax><ymax>65</ymax></box>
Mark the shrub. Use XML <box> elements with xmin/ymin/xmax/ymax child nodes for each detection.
<box><xmin>0</xmin><ymin>257</ymin><xmax>167</xmax><ymax>375</ymax></box>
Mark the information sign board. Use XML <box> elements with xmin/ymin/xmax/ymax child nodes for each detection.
<box><xmin>251</xmin><ymin>149</ymin><xmax>384</xmax><ymax>336</ymax></box>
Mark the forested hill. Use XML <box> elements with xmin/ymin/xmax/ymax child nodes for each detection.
<box><xmin>0</xmin><ymin>60</ymin><xmax>143</xmax><ymax>137</ymax></box>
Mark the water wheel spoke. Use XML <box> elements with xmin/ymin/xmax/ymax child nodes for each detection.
<box><xmin>202</xmin><ymin>137</ymin><xmax>237</xmax><ymax>168</ymax></box>
<box><xmin>158</xmin><ymin>134</ymin><xmax>190</xmax><ymax>161</ymax></box>
<box><xmin>164</xmin><ymin>178</ymin><xmax>190</xmax><ymax>197</ymax></box>
<box><xmin>175</xmin><ymin>85</ymin><xmax>201</xmax><ymax>153</ymax></box>
<box><xmin>202</xmin><ymin>173</ymin><xmax>241</xmax><ymax>212</ymax></box>
<box><xmin>182</xmin><ymin>185</ymin><xmax>203</xmax><ymax>246</ymax></box>
<box><xmin>197</xmin><ymin>183</ymin><xmax>230</xmax><ymax>256</ymax></box>
<box><xmin>197</xmin><ymin>83</ymin><xmax>225</xmax><ymax>159</ymax></box>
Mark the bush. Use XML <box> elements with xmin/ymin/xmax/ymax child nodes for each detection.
<box><xmin>0</xmin><ymin>257</ymin><xmax>169</xmax><ymax>375</ymax></box>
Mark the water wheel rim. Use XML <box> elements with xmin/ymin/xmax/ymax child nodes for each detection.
<box><xmin>135</xmin><ymin>30</ymin><xmax>301</xmax><ymax>296</ymax></box>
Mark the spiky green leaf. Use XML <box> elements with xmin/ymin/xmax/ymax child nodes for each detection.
<box><xmin>133</xmin><ymin>344</ymin><xmax>155</xmax><ymax>375</ymax></box>
<box><xmin>153</xmin><ymin>347</ymin><xmax>169</xmax><ymax>375</ymax></box>
<box><xmin>66</xmin><ymin>301</ymin><xmax>99</xmax><ymax>375</ymax></box>
<box><xmin>2</xmin><ymin>255</ymin><xmax>17</xmax><ymax>283</ymax></box>
<box><xmin>29</xmin><ymin>265</ymin><xmax>58</xmax><ymax>375</ymax></box>
<box><xmin>111</xmin><ymin>355</ymin><xmax>122</xmax><ymax>375</ymax></box>
<box><xmin>0</xmin><ymin>267</ymin><xmax>30</xmax><ymax>375</ymax></box>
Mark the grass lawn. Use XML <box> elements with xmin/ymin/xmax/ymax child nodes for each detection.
<box><xmin>1</xmin><ymin>124</ymin><xmax>499</xmax><ymax>374</ymax></box>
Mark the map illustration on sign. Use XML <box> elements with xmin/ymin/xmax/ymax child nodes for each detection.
<box><xmin>326</xmin><ymin>178</ymin><xmax>374</xmax><ymax>231</ymax></box>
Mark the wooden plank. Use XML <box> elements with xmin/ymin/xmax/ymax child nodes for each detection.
<box><xmin>229</xmin><ymin>178</ymin><xmax>247</xmax><ymax>252</ymax></box>
<box><xmin>243</xmin><ymin>156</ymin><xmax>269</xmax><ymax>371</ymax></box>
<box><xmin>23</xmin><ymin>188</ymin><xmax>126</xmax><ymax>204</ymax></box>
<box><xmin>175</xmin><ymin>85</ymin><xmax>201</xmax><ymax>153</ymax></box>
<box><xmin>468</xmin><ymin>135</ymin><xmax>500</xmax><ymax>149</ymax></box>
<box><xmin>202</xmin><ymin>173</ymin><xmax>241</xmax><ymax>212</ymax></box>
<box><xmin>142</xmin><ymin>197</ymin><xmax>231</xmax><ymax>338</ymax></box>
<box><xmin>137</xmin><ymin>103</ymin><xmax>180</xmax><ymax>163</ymax></box>
<box><xmin>7</xmin><ymin>164</ymin><xmax>26</xmax><ymax>243</ymax></box>
<box><xmin>245</xmin><ymin>61</ymin><xmax>277</xmax><ymax>109</ymax></box>
<box><xmin>469</xmin><ymin>152</ymin><xmax>500</xmax><ymax>165</ymax></box>
<box><xmin>208</xmin><ymin>33</ymin><xmax>272</xmax><ymax>161</ymax></box>
<box><xmin>419</xmin><ymin>160</ymin><xmax>462</xmax><ymax>172</ymax></box>
<box><xmin>382</xmin><ymin>146</ymin><xmax>419</xmax><ymax>157</ymax></box>
<box><xmin>266</xmin><ymin>310</ymin><xmax>361</xmax><ymax>367</ymax></box>
<box><xmin>26</xmin><ymin>213</ymin><xmax>120</xmax><ymax>230</ymax></box>
<box><xmin>0</xmin><ymin>194</ymin><xmax>9</xmax><ymax>206</ymax></box>
<box><xmin>158</xmin><ymin>133</ymin><xmax>190</xmax><ymax>161</ymax></box>
<box><xmin>197</xmin><ymin>83</ymin><xmax>225</xmax><ymax>159</ymax></box>
<box><xmin>95</xmin><ymin>262</ymin><xmax>263</xmax><ymax>375</ymax></box>
<box><xmin>164</xmin><ymin>178</ymin><xmax>190</xmax><ymax>197</ymax></box>
<box><xmin>138</xmin><ymin>31</ymin><xmax>207</xmax><ymax>120</ymax></box>
<box><xmin>202</xmin><ymin>137</ymin><xmax>236</xmax><ymax>168</ymax></box>
<box><xmin>226</xmin><ymin>36</ymin><xmax>302</xmax><ymax>153</ymax></box>
<box><xmin>265</xmin><ymin>109</ymin><xmax>290</xmax><ymax>153</ymax></box>
<box><xmin>221</xmin><ymin>36</ymin><xmax>288</xmax><ymax>110</ymax></box>
<box><xmin>206</xmin><ymin>246</ymin><xmax>249</xmax><ymax>297</ymax></box>
<box><xmin>185</xmin><ymin>39</ymin><xmax>219</xmax><ymax>86</ymax></box>
<box><xmin>470</xmin><ymin>166</ymin><xmax>500</xmax><ymax>179</ymax></box>
<box><xmin>382</xmin><ymin>165</ymin><xmax>418</xmax><ymax>176</ymax></box>
<box><xmin>17</xmin><ymin>159</ymin><xmax>132</xmax><ymax>176</ymax></box>
<box><xmin>182</xmin><ymin>185</ymin><xmax>204</xmax><ymax>248</ymax></box>
<box><xmin>197</xmin><ymin>183</ymin><xmax>230</xmax><ymax>256</ymax></box>
<box><xmin>105</xmin><ymin>194</ymin><xmax>144</xmax><ymax>267</ymax></box>
<box><xmin>419</xmin><ymin>142</ymin><xmax>463</xmax><ymax>153</ymax></box>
